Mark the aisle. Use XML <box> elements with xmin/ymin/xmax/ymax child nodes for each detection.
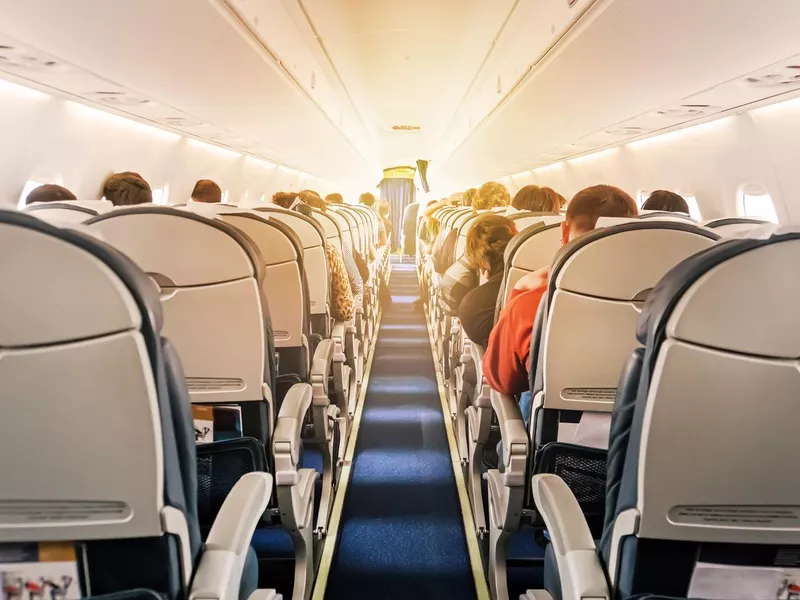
<box><xmin>324</xmin><ymin>259</ymin><xmax>477</xmax><ymax>600</ymax></box>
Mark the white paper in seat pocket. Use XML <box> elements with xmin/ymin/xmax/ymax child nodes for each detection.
<box><xmin>688</xmin><ymin>563</ymin><xmax>799</xmax><ymax>600</ymax></box>
<box><xmin>571</xmin><ymin>412</ymin><xmax>612</xmax><ymax>450</ymax></box>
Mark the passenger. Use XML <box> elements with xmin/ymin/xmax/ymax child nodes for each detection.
<box><xmin>642</xmin><ymin>189</ymin><xmax>690</xmax><ymax>213</ymax></box>
<box><xmin>360</xmin><ymin>192</ymin><xmax>387</xmax><ymax>247</ymax></box>
<box><xmin>462</xmin><ymin>188</ymin><xmax>478</xmax><ymax>208</ymax></box>
<box><xmin>457</xmin><ymin>215</ymin><xmax>517</xmax><ymax>347</ymax></box>
<box><xmin>557</xmin><ymin>193</ymin><xmax>568</xmax><ymax>210</ymax></box>
<box><xmin>483</xmin><ymin>184</ymin><xmax>638</xmax><ymax>399</ymax></box>
<box><xmin>190</xmin><ymin>179</ymin><xmax>222</xmax><ymax>204</ymax></box>
<box><xmin>472</xmin><ymin>181</ymin><xmax>511</xmax><ymax>211</ymax></box>
<box><xmin>402</xmin><ymin>201</ymin><xmax>420</xmax><ymax>256</ymax></box>
<box><xmin>434</xmin><ymin>181</ymin><xmax>511</xmax><ymax>275</ymax></box>
<box><xmin>378</xmin><ymin>200</ymin><xmax>393</xmax><ymax>240</ymax></box>
<box><xmin>298</xmin><ymin>190</ymin><xmax>365</xmax><ymax>311</ymax></box>
<box><xmin>506</xmin><ymin>185</ymin><xmax>560</xmax><ymax>215</ymax></box>
<box><xmin>325</xmin><ymin>193</ymin><xmax>344</xmax><ymax>204</ymax></box>
<box><xmin>103</xmin><ymin>172</ymin><xmax>152</xmax><ymax>206</ymax></box>
<box><xmin>25</xmin><ymin>184</ymin><xmax>77</xmax><ymax>205</ymax></box>
<box><xmin>272</xmin><ymin>191</ymin><xmax>301</xmax><ymax>210</ymax></box>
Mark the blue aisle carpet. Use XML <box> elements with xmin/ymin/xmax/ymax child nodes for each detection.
<box><xmin>324</xmin><ymin>259</ymin><xmax>477</xmax><ymax>600</ymax></box>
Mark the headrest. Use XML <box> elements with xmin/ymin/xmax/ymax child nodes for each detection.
<box><xmin>310</xmin><ymin>209</ymin><xmax>342</xmax><ymax>239</ymax></box>
<box><xmin>639</xmin><ymin>210</ymin><xmax>694</xmax><ymax>222</ymax></box>
<box><xmin>703</xmin><ymin>217</ymin><xmax>767</xmax><ymax>232</ymax></box>
<box><xmin>0</xmin><ymin>209</ymin><xmax>162</xmax><ymax>347</ymax></box>
<box><xmin>220</xmin><ymin>212</ymin><xmax>300</xmax><ymax>265</ymax></box>
<box><xmin>510</xmin><ymin>214</ymin><xmax>564</xmax><ymax>234</ymax></box>
<box><xmin>179</xmin><ymin>202</ymin><xmax>243</xmax><ymax>216</ymax></box>
<box><xmin>503</xmin><ymin>222</ymin><xmax>559</xmax><ymax>265</ymax></box>
<box><xmin>638</xmin><ymin>232</ymin><xmax>800</xmax><ymax>359</ymax></box>
<box><xmin>550</xmin><ymin>221</ymin><xmax>719</xmax><ymax>301</ymax></box>
<box><xmin>253</xmin><ymin>206</ymin><xmax>326</xmax><ymax>248</ymax></box>
<box><xmin>86</xmin><ymin>206</ymin><xmax>264</xmax><ymax>287</ymax></box>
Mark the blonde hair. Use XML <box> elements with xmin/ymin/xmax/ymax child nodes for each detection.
<box><xmin>473</xmin><ymin>181</ymin><xmax>511</xmax><ymax>210</ymax></box>
<box><xmin>463</xmin><ymin>188</ymin><xmax>478</xmax><ymax>207</ymax></box>
<box><xmin>465</xmin><ymin>213</ymin><xmax>517</xmax><ymax>274</ymax></box>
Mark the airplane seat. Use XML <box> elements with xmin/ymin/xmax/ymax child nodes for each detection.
<box><xmin>531</xmin><ymin>229</ymin><xmax>800</xmax><ymax>600</ymax></box>
<box><xmin>639</xmin><ymin>210</ymin><xmax>695</xmax><ymax>222</ymax></box>
<box><xmin>507</xmin><ymin>212</ymin><xmax>564</xmax><ymax>238</ymax></box>
<box><xmin>24</xmin><ymin>200</ymin><xmax>114</xmax><ymax>224</ymax></box>
<box><xmin>0</xmin><ymin>209</ymin><xmax>277</xmax><ymax>600</ymax></box>
<box><xmin>218</xmin><ymin>210</ymin><xmax>346</xmax><ymax>574</ymax></box>
<box><xmin>485</xmin><ymin>220</ymin><xmax>719</xmax><ymax>600</ymax></box>
<box><xmin>702</xmin><ymin>216</ymin><xmax>768</xmax><ymax>236</ymax></box>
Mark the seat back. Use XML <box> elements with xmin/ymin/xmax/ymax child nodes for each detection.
<box><xmin>509</xmin><ymin>212</ymin><xmax>564</xmax><ymax>235</ymax></box>
<box><xmin>331</xmin><ymin>205</ymin><xmax>366</xmax><ymax>257</ymax></box>
<box><xmin>253</xmin><ymin>207</ymin><xmax>328</xmax><ymax>320</ymax></box>
<box><xmin>86</xmin><ymin>207</ymin><xmax>272</xmax><ymax>412</ymax></box>
<box><xmin>602</xmin><ymin>231</ymin><xmax>800</xmax><ymax>599</ymax></box>
<box><xmin>0</xmin><ymin>210</ymin><xmax>200</xmax><ymax>599</ymax></box>
<box><xmin>220</xmin><ymin>212</ymin><xmax>310</xmax><ymax>381</ymax></box>
<box><xmin>639</xmin><ymin>210</ymin><xmax>695</xmax><ymax>222</ymax></box>
<box><xmin>540</xmin><ymin>221</ymin><xmax>719</xmax><ymax>419</ymax></box>
<box><xmin>703</xmin><ymin>216</ymin><xmax>768</xmax><ymax>236</ymax></box>
<box><xmin>25</xmin><ymin>200</ymin><xmax>114</xmax><ymax>224</ymax></box>
<box><xmin>312</xmin><ymin>208</ymin><xmax>344</xmax><ymax>254</ymax></box>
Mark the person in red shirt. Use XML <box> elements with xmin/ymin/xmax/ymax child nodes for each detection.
<box><xmin>483</xmin><ymin>185</ymin><xmax>639</xmax><ymax>397</ymax></box>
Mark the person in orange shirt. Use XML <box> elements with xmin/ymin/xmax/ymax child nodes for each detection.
<box><xmin>483</xmin><ymin>185</ymin><xmax>638</xmax><ymax>402</ymax></box>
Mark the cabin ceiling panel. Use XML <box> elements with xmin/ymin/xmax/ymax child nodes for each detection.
<box><xmin>0</xmin><ymin>0</ymin><xmax>375</xmax><ymax>187</ymax></box>
<box><xmin>435</xmin><ymin>0</ymin><xmax>800</xmax><ymax>190</ymax></box>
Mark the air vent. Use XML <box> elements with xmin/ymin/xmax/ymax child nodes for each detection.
<box><xmin>186</xmin><ymin>377</ymin><xmax>245</xmax><ymax>391</ymax></box>
<box><xmin>0</xmin><ymin>500</ymin><xmax>130</xmax><ymax>524</ymax></box>
<box><xmin>744</xmin><ymin>69</ymin><xmax>800</xmax><ymax>88</ymax></box>
<box><xmin>392</xmin><ymin>125</ymin><xmax>421</xmax><ymax>131</ymax></box>
<box><xmin>657</xmin><ymin>105</ymin><xmax>721</xmax><ymax>118</ymax></box>
<box><xmin>90</xmin><ymin>90</ymin><xmax>151</xmax><ymax>106</ymax></box>
<box><xmin>605</xmin><ymin>126</ymin><xmax>647</xmax><ymax>136</ymax></box>
<box><xmin>0</xmin><ymin>45</ymin><xmax>68</xmax><ymax>73</ymax></box>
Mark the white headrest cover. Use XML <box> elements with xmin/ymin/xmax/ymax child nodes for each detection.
<box><xmin>88</xmin><ymin>210</ymin><xmax>256</xmax><ymax>286</ymax></box>
<box><xmin>0</xmin><ymin>222</ymin><xmax>142</xmax><ymax>347</ymax></box>
<box><xmin>221</xmin><ymin>213</ymin><xmax>298</xmax><ymax>265</ymax></box>
<box><xmin>667</xmin><ymin>238</ymin><xmax>800</xmax><ymax>358</ymax></box>
<box><xmin>556</xmin><ymin>227</ymin><xmax>714</xmax><ymax>300</ymax></box>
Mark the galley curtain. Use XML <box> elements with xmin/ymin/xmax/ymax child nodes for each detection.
<box><xmin>380</xmin><ymin>177</ymin><xmax>415</xmax><ymax>251</ymax></box>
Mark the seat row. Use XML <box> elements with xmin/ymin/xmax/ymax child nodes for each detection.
<box><xmin>420</xmin><ymin>203</ymin><xmax>798</xmax><ymax>600</ymax></box>
<box><xmin>2</xmin><ymin>198</ymin><xmax>390</xmax><ymax>600</ymax></box>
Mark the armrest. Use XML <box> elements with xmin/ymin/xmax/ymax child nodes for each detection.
<box><xmin>247</xmin><ymin>592</ymin><xmax>280</xmax><ymax>600</ymax></box>
<box><xmin>273</xmin><ymin>383</ymin><xmax>313</xmax><ymax>485</ymax></box>
<box><xmin>310</xmin><ymin>339</ymin><xmax>334</xmax><ymax>405</ymax></box>
<box><xmin>490</xmin><ymin>390</ymin><xmax>528</xmax><ymax>486</ymax></box>
<box><xmin>190</xmin><ymin>472</ymin><xmax>273</xmax><ymax>600</ymax></box>
<box><xmin>531</xmin><ymin>474</ymin><xmax>609</xmax><ymax>600</ymax></box>
<box><xmin>330</xmin><ymin>321</ymin><xmax>347</xmax><ymax>363</ymax></box>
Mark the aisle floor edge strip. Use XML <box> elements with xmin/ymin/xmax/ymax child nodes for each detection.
<box><xmin>423</xmin><ymin>306</ymin><xmax>491</xmax><ymax>600</ymax></box>
<box><xmin>310</xmin><ymin>296</ymin><xmax>387</xmax><ymax>599</ymax></box>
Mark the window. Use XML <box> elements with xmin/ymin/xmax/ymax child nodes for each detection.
<box><xmin>740</xmin><ymin>190</ymin><xmax>778</xmax><ymax>223</ymax></box>
<box><xmin>151</xmin><ymin>185</ymin><xmax>170</xmax><ymax>206</ymax></box>
<box><xmin>637</xmin><ymin>190</ymin><xmax>651</xmax><ymax>209</ymax></box>
<box><xmin>683</xmin><ymin>195</ymin><xmax>702</xmax><ymax>220</ymax></box>
<box><xmin>18</xmin><ymin>180</ymin><xmax>47</xmax><ymax>209</ymax></box>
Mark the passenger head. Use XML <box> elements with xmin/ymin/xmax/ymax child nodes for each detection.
<box><xmin>641</xmin><ymin>190</ymin><xmax>690</xmax><ymax>214</ymax></box>
<box><xmin>272</xmin><ymin>191</ymin><xmax>300</xmax><ymax>210</ymax></box>
<box><xmin>325</xmin><ymin>193</ymin><xmax>344</xmax><ymax>205</ymax></box>
<box><xmin>25</xmin><ymin>184</ymin><xmax>77</xmax><ymax>205</ymax></box>
<box><xmin>462</xmin><ymin>188</ymin><xmax>478</xmax><ymax>208</ymax></box>
<box><xmin>465</xmin><ymin>214</ymin><xmax>518</xmax><ymax>276</ymax></box>
<box><xmin>359</xmin><ymin>192</ymin><xmax>376</xmax><ymax>207</ymax></box>
<box><xmin>103</xmin><ymin>172</ymin><xmax>152</xmax><ymax>206</ymax></box>
<box><xmin>473</xmin><ymin>181</ymin><xmax>511</xmax><ymax>211</ymax></box>
<box><xmin>511</xmin><ymin>185</ymin><xmax>560</xmax><ymax>213</ymax></box>
<box><xmin>378</xmin><ymin>200</ymin><xmax>390</xmax><ymax>218</ymax></box>
<box><xmin>301</xmin><ymin>189</ymin><xmax>320</xmax><ymax>198</ymax></box>
<box><xmin>301</xmin><ymin>192</ymin><xmax>327</xmax><ymax>212</ymax></box>
<box><xmin>557</xmin><ymin>193</ymin><xmax>568</xmax><ymax>210</ymax></box>
<box><xmin>562</xmin><ymin>185</ymin><xmax>638</xmax><ymax>244</ymax></box>
<box><xmin>190</xmin><ymin>179</ymin><xmax>222</xmax><ymax>204</ymax></box>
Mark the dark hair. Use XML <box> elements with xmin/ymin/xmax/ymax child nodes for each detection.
<box><xmin>359</xmin><ymin>192</ymin><xmax>376</xmax><ymax>207</ymax></box>
<box><xmin>191</xmin><ymin>179</ymin><xmax>222</xmax><ymax>203</ymax></box>
<box><xmin>103</xmin><ymin>172</ymin><xmax>152</xmax><ymax>206</ymax></box>
<box><xmin>272</xmin><ymin>191</ymin><xmax>299</xmax><ymax>209</ymax></box>
<box><xmin>325</xmin><ymin>193</ymin><xmax>344</xmax><ymax>204</ymax></box>
<box><xmin>26</xmin><ymin>184</ymin><xmax>77</xmax><ymax>205</ymax></box>
<box><xmin>464</xmin><ymin>214</ymin><xmax>517</xmax><ymax>275</ymax></box>
<box><xmin>462</xmin><ymin>188</ymin><xmax>478</xmax><ymax>207</ymax></box>
<box><xmin>566</xmin><ymin>185</ymin><xmax>638</xmax><ymax>231</ymax></box>
<box><xmin>642</xmin><ymin>190</ymin><xmax>690</xmax><ymax>214</ymax></box>
<box><xmin>511</xmin><ymin>185</ymin><xmax>560</xmax><ymax>213</ymax></box>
